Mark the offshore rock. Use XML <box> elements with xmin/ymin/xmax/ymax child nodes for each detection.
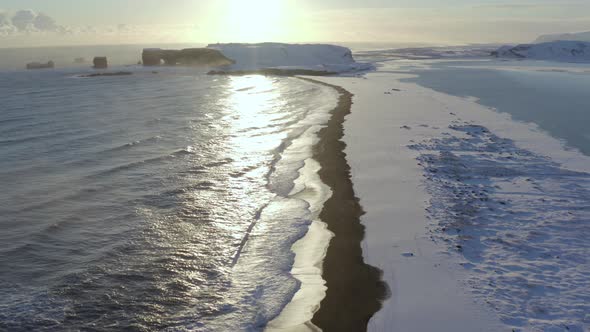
<box><xmin>93</xmin><ymin>57</ymin><xmax>108</xmax><ymax>69</ymax></box>
<box><xmin>26</xmin><ymin>61</ymin><xmax>55</xmax><ymax>70</ymax></box>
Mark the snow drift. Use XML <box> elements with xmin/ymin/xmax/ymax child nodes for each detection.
<box><xmin>492</xmin><ymin>41</ymin><xmax>590</xmax><ymax>62</ymax></box>
<box><xmin>206</xmin><ymin>43</ymin><xmax>371</xmax><ymax>74</ymax></box>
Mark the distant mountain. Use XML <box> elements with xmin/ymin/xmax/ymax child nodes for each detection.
<box><xmin>492</xmin><ymin>41</ymin><xmax>590</xmax><ymax>62</ymax></box>
<box><xmin>535</xmin><ymin>31</ymin><xmax>590</xmax><ymax>43</ymax></box>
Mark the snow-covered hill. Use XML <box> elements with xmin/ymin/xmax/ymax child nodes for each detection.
<box><xmin>492</xmin><ymin>41</ymin><xmax>590</xmax><ymax>62</ymax></box>
<box><xmin>207</xmin><ymin>43</ymin><xmax>371</xmax><ymax>74</ymax></box>
<box><xmin>535</xmin><ymin>31</ymin><xmax>590</xmax><ymax>43</ymax></box>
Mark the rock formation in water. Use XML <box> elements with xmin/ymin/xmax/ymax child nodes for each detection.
<box><xmin>26</xmin><ymin>61</ymin><xmax>55</xmax><ymax>70</ymax></box>
<box><xmin>142</xmin><ymin>48</ymin><xmax>235</xmax><ymax>67</ymax></box>
<box><xmin>80</xmin><ymin>71</ymin><xmax>132</xmax><ymax>78</ymax></box>
<box><xmin>93</xmin><ymin>57</ymin><xmax>108</xmax><ymax>69</ymax></box>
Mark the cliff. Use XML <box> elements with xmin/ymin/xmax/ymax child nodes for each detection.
<box><xmin>142</xmin><ymin>48</ymin><xmax>235</xmax><ymax>67</ymax></box>
<box><xmin>206</xmin><ymin>43</ymin><xmax>371</xmax><ymax>74</ymax></box>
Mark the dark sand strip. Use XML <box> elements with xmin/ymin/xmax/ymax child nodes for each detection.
<box><xmin>299</xmin><ymin>77</ymin><xmax>389</xmax><ymax>331</ymax></box>
<box><xmin>208</xmin><ymin>69</ymin><xmax>336</xmax><ymax>76</ymax></box>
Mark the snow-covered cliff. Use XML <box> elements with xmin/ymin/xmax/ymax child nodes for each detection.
<box><xmin>492</xmin><ymin>41</ymin><xmax>590</xmax><ymax>62</ymax></box>
<box><xmin>207</xmin><ymin>43</ymin><xmax>371</xmax><ymax>74</ymax></box>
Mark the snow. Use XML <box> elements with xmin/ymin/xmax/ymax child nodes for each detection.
<box><xmin>207</xmin><ymin>43</ymin><xmax>372</xmax><ymax>73</ymax></box>
<box><xmin>535</xmin><ymin>31</ymin><xmax>590</xmax><ymax>43</ymax></box>
<box><xmin>493</xmin><ymin>41</ymin><xmax>590</xmax><ymax>62</ymax></box>
<box><xmin>312</xmin><ymin>73</ymin><xmax>503</xmax><ymax>332</ymax></box>
<box><xmin>410</xmin><ymin>123</ymin><xmax>590</xmax><ymax>331</ymax></box>
<box><xmin>311</xmin><ymin>58</ymin><xmax>590</xmax><ymax>331</ymax></box>
<box><xmin>355</xmin><ymin>45</ymin><xmax>499</xmax><ymax>61</ymax></box>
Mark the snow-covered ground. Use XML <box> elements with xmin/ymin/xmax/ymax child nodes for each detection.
<box><xmin>355</xmin><ymin>41</ymin><xmax>590</xmax><ymax>64</ymax></box>
<box><xmin>311</xmin><ymin>58</ymin><xmax>590</xmax><ymax>331</ymax></box>
<box><xmin>493</xmin><ymin>41</ymin><xmax>590</xmax><ymax>62</ymax></box>
<box><xmin>207</xmin><ymin>43</ymin><xmax>371</xmax><ymax>73</ymax></box>
<box><xmin>355</xmin><ymin>45</ymin><xmax>499</xmax><ymax>61</ymax></box>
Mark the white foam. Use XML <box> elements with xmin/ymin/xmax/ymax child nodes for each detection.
<box><xmin>265</xmin><ymin>82</ymin><xmax>338</xmax><ymax>331</ymax></box>
<box><xmin>266</xmin><ymin>158</ymin><xmax>333</xmax><ymax>332</ymax></box>
<box><xmin>189</xmin><ymin>77</ymin><xmax>340</xmax><ymax>331</ymax></box>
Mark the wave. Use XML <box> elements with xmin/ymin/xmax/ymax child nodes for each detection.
<box><xmin>0</xmin><ymin>69</ymin><xmax>341</xmax><ymax>331</ymax></box>
<box><xmin>102</xmin><ymin>136</ymin><xmax>162</xmax><ymax>154</ymax></box>
<box><xmin>203</xmin><ymin>78</ymin><xmax>339</xmax><ymax>330</ymax></box>
<box><xmin>0</xmin><ymin>129</ymin><xmax>85</xmax><ymax>146</ymax></box>
<box><xmin>85</xmin><ymin>155</ymin><xmax>173</xmax><ymax>179</ymax></box>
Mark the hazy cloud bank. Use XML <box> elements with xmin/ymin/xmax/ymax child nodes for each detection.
<box><xmin>0</xmin><ymin>9</ymin><xmax>68</xmax><ymax>35</ymax></box>
<box><xmin>0</xmin><ymin>9</ymin><xmax>202</xmax><ymax>47</ymax></box>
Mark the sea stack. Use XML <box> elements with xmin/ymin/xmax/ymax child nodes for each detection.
<box><xmin>26</xmin><ymin>61</ymin><xmax>55</xmax><ymax>70</ymax></box>
<box><xmin>93</xmin><ymin>57</ymin><xmax>108</xmax><ymax>69</ymax></box>
<box><xmin>142</xmin><ymin>48</ymin><xmax>163</xmax><ymax>66</ymax></box>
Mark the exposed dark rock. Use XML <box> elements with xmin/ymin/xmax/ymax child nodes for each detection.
<box><xmin>79</xmin><ymin>71</ymin><xmax>132</xmax><ymax>78</ymax></box>
<box><xmin>142</xmin><ymin>48</ymin><xmax>234</xmax><ymax>67</ymax></box>
<box><xmin>93</xmin><ymin>57</ymin><xmax>108</xmax><ymax>69</ymax></box>
<box><xmin>207</xmin><ymin>68</ymin><xmax>336</xmax><ymax>76</ymax></box>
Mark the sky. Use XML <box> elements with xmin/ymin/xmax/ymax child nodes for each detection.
<box><xmin>1</xmin><ymin>0</ymin><xmax>590</xmax><ymax>47</ymax></box>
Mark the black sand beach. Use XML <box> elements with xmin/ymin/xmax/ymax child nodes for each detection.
<box><xmin>299</xmin><ymin>78</ymin><xmax>388</xmax><ymax>331</ymax></box>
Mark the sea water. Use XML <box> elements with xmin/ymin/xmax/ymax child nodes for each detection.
<box><xmin>402</xmin><ymin>59</ymin><xmax>590</xmax><ymax>156</ymax></box>
<box><xmin>0</xmin><ymin>50</ymin><xmax>338</xmax><ymax>331</ymax></box>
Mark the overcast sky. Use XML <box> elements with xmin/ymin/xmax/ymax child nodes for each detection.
<box><xmin>1</xmin><ymin>0</ymin><xmax>590</xmax><ymax>47</ymax></box>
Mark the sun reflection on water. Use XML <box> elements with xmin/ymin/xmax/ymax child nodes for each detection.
<box><xmin>225</xmin><ymin>75</ymin><xmax>287</xmax><ymax>154</ymax></box>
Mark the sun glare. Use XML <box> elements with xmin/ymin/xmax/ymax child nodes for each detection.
<box><xmin>223</xmin><ymin>0</ymin><xmax>290</xmax><ymax>42</ymax></box>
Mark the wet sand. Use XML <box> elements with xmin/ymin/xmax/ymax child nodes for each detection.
<box><xmin>299</xmin><ymin>77</ymin><xmax>388</xmax><ymax>331</ymax></box>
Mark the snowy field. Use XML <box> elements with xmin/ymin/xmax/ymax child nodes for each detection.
<box><xmin>312</xmin><ymin>58</ymin><xmax>590</xmax><ymax>331</ymax></box>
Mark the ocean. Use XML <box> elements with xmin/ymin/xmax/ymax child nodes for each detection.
<box><xmin>401</xmin><ymin>59</ymin><xmax>590</xmax><ymax>156</ymax></box>
<box><xmin>0</xmin><ymin>46</ymin><xmax>338</xmax><ymax>330</ymax></box>
<box><xmin>5</xmin><ymin>43</ymin><xmax>590</xmax><ymax>331</ymax></box>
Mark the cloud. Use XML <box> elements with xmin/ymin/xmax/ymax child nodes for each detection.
<box><xmin>0</xmin><ymin>9</ymin><xmax>66</xmax><ymax>34</ymax></box>
<box><xmin>11</xmin><ymin>9</ymin><xmax>36</xmax><ymax>31</ymax></box>
<box><xmin>0</xmin><ymin>13</ymin><xmax>17</xmax><ymax>35</ymax></box>
<box><xmin>473</xmin><ymin>2</ymin><xmax>588</xmax><ymax>10</ymax></box>
<box><xmin>33</xmin><ymin>13</ymin><xmax>62</xmax><ymax>32</ymax></box>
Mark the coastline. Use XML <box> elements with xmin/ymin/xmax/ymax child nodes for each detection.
<box><xmin>299</xmin><ymin>77</ymin><xmax>388</xmax><ymax>331</ymax></box>
<box><xmin>310</xmin><ymin>73</ymin><xmax>508</xmax><ymax>331</ymax></box>
<box><xmin>265</xmin><ymin>158</ymin><xmax>333</xmax><ymax>332</ymax></box>
<box><xmin>310</xmin><ymin>67</ymin><xmax>590</xmax><ymax>330</ymax></box>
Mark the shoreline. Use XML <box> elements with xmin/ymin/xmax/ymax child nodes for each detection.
<box><xmin>310</xmin><ymin>69</ymin><xmax>590</xmax><ymax>330</ymax></box>
<box><xmin>265</xmin><ymin>158</ymin><xmax>333</xmax><ymax>332</ymax></box>
<box><xmin>307</xmin><ymin>73</ymin><xmax>506</xmax><ymax>331</ymax></box>
<box><xmin>298</xmin><ymin>77</ymin><xmax>388</xmax><ymax>331</ymax></box>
